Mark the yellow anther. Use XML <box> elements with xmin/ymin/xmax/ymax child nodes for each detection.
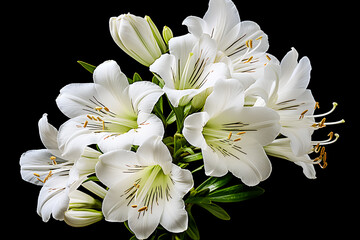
<box><xmin>83</xmin><ymin>120</ymin><xmax>88</xmax><ymax>128</ymax></box>
<box><xmin>138</xmin><ymin>206</ymin><xmax>148</xmax><ymax>212</ymax></box>
<box><xmin>246</xmin><ymin>39</ymin><xmax>253</xmax><ymax>48</ymax></box>
<box><xmin>33</xmin><ymin>173</ymin><xmax>40</xmax><ymax>177</ymax></box>
<box><xmin>256</xmin><ymin>36</ymin><xmax>263</xmax><ymax>40</ymax></box>
<box><xmin>104</xmin><ymin>107</ymin><xmax>110</xmax><ymax>112</ymax></box>
<box><xmin>95</xmin><ymin>107</ymin><xmax>103</xmax><ymax>111</ymax></box>
<box><xmin>131</xmin><ymin>205</ymin><xmax>138</xmax><ymax>208</ymax></box>
<box><xmin>327</xmin><ymin>131</ymin><xmax>334</xmax><ymax>141</ymax></box>
<box><xmin>299</xmin><ymin>109</ymin><xmax>308</xmax><ymax>119</ymax></box>
<box><xmin>227</xmin><ymin>132</ymin><xmax>232</xmax><ymax>140</ymax></box>
<box><xmin>234</xmin><ymin>138</ymin><xmax>241</xmax><ymax>142</ymax></box>
<box><xmin>243</xmin><ymin>56</ymin><xmax>253</xmax><ymax>63</ymax></box>
<box><xmin>236</xmin><ymin>131</ymin><xmax>246</xmax><ymax>135</ymax></box>
<box><xmin>314</xmin><ymin>102</ymin><xmax>320</xmax><ymax>110</ymax></box>
<box><xmin>266</xmin><ymin>55</ymin><xmax>271</xmax><ymax>61</ymax></box>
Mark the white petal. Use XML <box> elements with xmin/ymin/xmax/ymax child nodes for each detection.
<box><xmin>160</xmin><ymin>197</ymin><xmax>188</xmax><ymax>233</ymax></box>
<box><xmin>20</xmin><ymin>149</ymin><xmax>69</xmax><ymax>186</ymax></box>
<box><xmin>56</xmin><ymin>83</ymin><xmax>96</xmax><ymax>118</ymax></box>
<box><xmin>101</xmin><ymin>176</ymin><xmax>136</xmax><ymax>222</ymax></box>
<box><xmin>182</xmin><ymin>16</ymin><xmax>207</xmax><ymax>37</ymax></box>
<box><xmin>202</xmin><ymin>145</ymin><xmax>228</xmax><ymax>177</ymax></box>
<box><xmin>183</xmin><ymin>112</ymin><xmax>209</xmax><ymax>149</ymax></box>
<box><xmin>38</xmin><ymin>114</ymin><xmax>61</xmax><ymax>157</ymax></box>
<box><xmin>128</xmin><ymin>195</ymin><xmax>164</xmax><ymax>240</ymax></box>
<box><xmin>163</xmin><ymin>86</ymin><xmax>199</xmax><ymax>107</ymax></box>
<box><xmin>203</xmin><ymin>78</ymin><xmax>244</xmax><ymax>118</ymax></box>
<box><xmin>37</xmin><ymin>175</ymin><xmax>70</xmax><ymax>222</ymax></box>
<box><xmin>136</xmin><ymin>136</ymin><xmax>172</xmax><ymax>174</ymax></box>
<box><xmin>226</xmin><ymin>140</ymin><xmax>272</xmax><ymax>186</ymax></box>
<box><xmin>150</xmin><ymin>54</ymin><xmax>176</xmax><ymax>88</ymax></box>
<box><xmin>169</xmin><ymin>165</ymin><xmax>194</xmax><ymax>197</ymax></box>
<box><xmin>203</xmin><ymin>0</ymin><xmax>241</xmax><ymax>45</ymax></box>
<box><xmin>295</xmin><ymin>161</ymin><xmax>316</xmax><ymax>179</ymax></box>
<box><xmin>58</xmin><ymin>116</ymin><xmax>103</xmax><ymax>159</ymax></box>
<box><xmin>128</xmin><ymin>81</ymin><xmax>163</xmax><ymax>114</ymax></box>
<box><xmin>96</xmin><ymin>150</ymin><xmax>138</xmax><ymax>188</ymax></box>
<box><xmin>93</xmin><ymin>60</ymin><xmax>132</xmax><ymax>113</ymax></box>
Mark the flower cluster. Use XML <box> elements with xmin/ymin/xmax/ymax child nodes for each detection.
<box><xmin>20</xmin><ymin>0</ymin><xmax>344</xmax><ymax>239</ymax></box>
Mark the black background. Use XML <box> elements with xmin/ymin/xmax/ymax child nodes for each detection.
<box><xmin>7</xmin><ymin>0</ymin><xmax>355</xmax><ymax>238</ymax></box>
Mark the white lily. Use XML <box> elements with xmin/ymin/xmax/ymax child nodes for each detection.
<box><xmin>56</xmin><ymin>60</ymin><xmax>164</xmax><ymax>158</ymax></box>
<box><xmin>183</xmin><ymin>0</ymin><xmax>270</xmax><ymax>82</ymax></box>
<box><xmin>20</xmin><ymin>114</ymin><xmax>101</xmax><ymax>222</ymax></box>
<box><xmin>96</xmin><ymin>136</ymin><xmax>194</xmax><ymax>239</ymax></box>
<box><xmin>183</xmin><ymin>78</ymin><xmax>280</xmax><ymax>186</ymax></box>
<box><xmin>110</xmin><ymin>14</ymin><xmax>166</xmax><ymax>67</ymax></box>
<box><xmin>246</xmin><ymin>48</ymin><xmax>344</xmax><ymax>157</ymax></box>
<box><xmin>150</xmin><ymin>34</ymin><xmax>230</xmax><ymax>108</ymax></box>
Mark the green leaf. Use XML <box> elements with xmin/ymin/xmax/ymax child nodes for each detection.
<box><xmin>208</xmin><ymin>184</ymin><xmax>264</xmax><ymax>203</ymax></box>
<box><xmin>185</xmin><ymin>206</ymin><xmax>200</xmax><ymax>240</ymax></box>
<box><xmin>181</xmin><ymin>152</ymin><xmax>203</xmax><ymax>163</ymax></box>
<box><xmin>166</xmin><ymin>110</ymin><xmax>176</xmax><ymax>125</ymax></box>
<box><xmin>77</xmin><ymin>61</ymin><xmax>96</xmax><ymax>73</ymax></box>
<box><xmin>133</xmin><ymin>72</ymin><xmax>142</xmax><ymax>82</ymax></box>
<box><xmin>195</xmin><ymin>174</ymin><xmax>233</xmax><ymax>193</ymax></box>
<box><xmin>197</xmin><ymin>203</ymin><xmax>231</xmax><ymax>221</ymax></box>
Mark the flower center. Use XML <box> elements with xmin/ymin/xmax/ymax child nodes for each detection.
<box><xmin>122</xmin><ymin>165</ymin><xmax>173</xmax><ymax>215</ymax></box>
<box><xmin>80</xmin><ymin>98</ymin><xmax>138</xmax><ymax>136</ymax></box>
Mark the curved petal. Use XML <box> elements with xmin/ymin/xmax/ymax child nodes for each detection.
<box><xmin>37</xmin><ymin>174</ymin><xmax>70</xmax><ymax>222</ymax></box>
<box><xmin>183</xmin><ymin>112</ymin><xmax>209</xmax><ymax>149</ymax></box>
<box><xmin>136</xmin><ymin>136</ymin><xmax>172</xmax><ymax>174</ymax></box>
<box><xmin>226</xmin><ymin>140</ymin><xmax>272</xmax><ymax>186</ymax></box>
<box><xmin>96</xmin><ymin>150</ymin><xmax>138</xmax><ymax>188</ymax></box>
<box><xmin>203</xmin><ymin>78</ymin><xmax>244</xmax><ymax>118</ymax></box>
<box><xmin>38</xmin><ymin>114</ymin><xmax>61</xmax><ymax>157</ymax></box>
<box><xmin>150</xmin><ymin>54</ymin><xmax>176</xmax><ymax>88</ymax></box>
<box><xmin>202</xmin><ymin>145</ymin><xmax>228</xmax><ymax>177</ymax></box>
<box><xmin>20</xmin><ymin>149</ymin><xmax>69</xmax><ymax>186</ymax></box>
<box><xmin>160</xmin><ymin>197</ymin><xmax>188</xmax><ymax>233</ymax></box>
<box><xmin>58</xmin><ymin>116</ymin><xmax>104</xmax><ymax>159</ymax></box>
<box><xmin>182</xmin><ymin>16</ymin><xmax>207</xmax><ymax>38</ymax></box>
<box><xmin>128</xmin><ymin>200</ymin><xmax>164</xmax><ymax>240</ymax></box>
<box><xmin>128</xmin><ymin>81</ymin><xmax>163</xmax><ymax>114</ymax></box>
<box><xmin>170</xmin><ymin>165</ymin><xmax>194</xmax><ymax>197</ymax></box>
<box><xmin>56</xmin><ymin>83</ymin><xmax>96</xmax><ymax>118</ymax></box>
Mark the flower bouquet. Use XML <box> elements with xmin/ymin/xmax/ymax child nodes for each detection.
<box><xmin>20</xmin><ymin>0</ymin><xmax>344</xmax><ymax>239</ymax></box>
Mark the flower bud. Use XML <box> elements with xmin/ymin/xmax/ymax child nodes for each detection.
<box><xmin>110</xmin><ymin>13</ymin><xmax>165</xmax><ymax>66</ymax></box>
<box><xmin>162</xmin><ymin>26</ymin><xmax>173</xmax><ymax>45</ymax></box>
<box><xmin>64</xmin><ymin>209</ymin><xmax>103</xmax><ymax>227</ymax></box>
<box><xmin>145</xmin><ymin>15</ymin><xmax>167</xmax><ymax>53</ymax></box>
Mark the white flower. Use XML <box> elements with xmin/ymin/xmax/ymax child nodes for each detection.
<box><xmin>183</xmin><ymin>0</ymin><xmax>270</xmax><ymax>82</ymax></box>
<box><xmin>20</xmin><ymin>114</ymin><xmax>101</xmax><ymax>222</ymax></box>
<box><xmin>246</xmin><ymin>48</ymin><xmax>344</xmax><ymax>156</ymax></box>
<box><xmin>183</xmin><ymin>78</ymin><xmax>280</xmax><ymax>186</ymax></box>
<box><xmin>56</xmin><ymin>60</ymin><xmax>164</xmax><ymax>158</ymax></box>
<box><xmin>110</xmin><ymin>14</ymin><xmax>166</xmax><ymax>66</ymax></box>
<box><xmin>96</xmin><ymin>136</ymin><xmax>194</xmax><ymax>239</ymax></box>
<box><xmin>150</xmin><ymin>34</ymin><xmax>230</xmax><ymax>107</ymax></box>
<box><xmin>247</xmin><ymin>48</ymin><xmax>344</xmax><ymax>175</ymax></box>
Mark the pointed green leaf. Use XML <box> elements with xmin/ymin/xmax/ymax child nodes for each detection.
<box><xmin>195</xmin><ymin>174</ymin><xmax>233</xmax><ymax>193</ymax></box>
<box><xmin>208</xmin><ymin>184</ymin><xmax>264</xmax><ymax>203</ymax></box>
<box><xmin>133</xmin><ymin>72</ymin><xmax>142</xmax><ymax>82</ymax></box>
<box><xmin>181</xmin><ymin>152</ymin><xmax>202</xmax><ymax>163</ymax></box>
<box><xmin>197</xmin><ymin>203</ymin><xmax>230</xmax><ymax>221</ymax></box>
<box><xmin>77</xmin><ymin>61</ymin><xmax>96</xmax><ymax>73</ymax></box>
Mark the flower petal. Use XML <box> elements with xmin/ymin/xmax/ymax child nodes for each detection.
<box><xmin>96</xmin><ymin>150</ymin><xmax>138</xmax><ymax>188</ymax></box>
<box><xmin>128</xmin><ymin>81</ymin><xmax>163</xmax><ymax>114</ymax></box>
<box><xmin>136</xmin><ymin>136</ymin><xmax>172</xmax><ymax>174</ymax></box>
<box><xmin>38</xmin><ymin>114</ymin><xmax>61</xmax><ymax>157</ymax></box>
<box><xmin>160</xmin><ymin>197</ymin><xmax>188</xmax><ymax>233</ymax></box>
<box><xmin>56</xmin><ymin>83</ymin><xmax>96</xmax><ymax>118</ymax></box>
<box><xmin>183</xmin><ymin>112</ymin><xmax>209</xmax><ymax>149</ymax></box>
